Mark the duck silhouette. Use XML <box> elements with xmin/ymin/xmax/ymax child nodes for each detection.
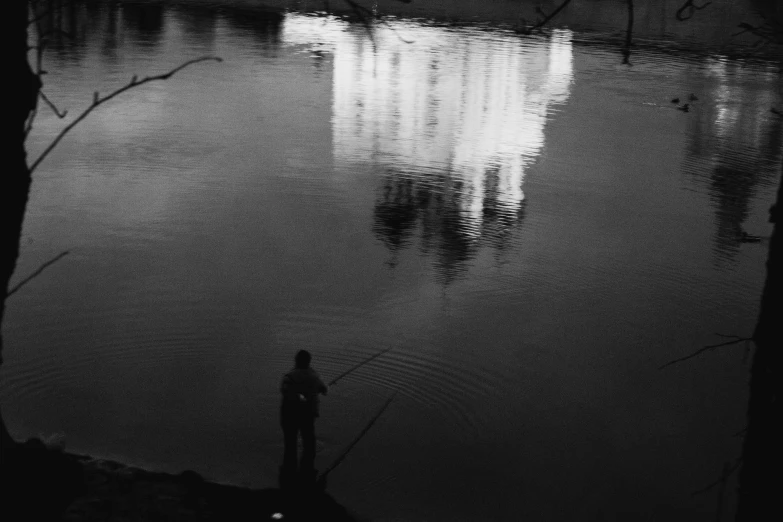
<box><xmin>677</xmin><ymin>103</ymin><xmax>690</xmax><ymax>112</ymax></box>
<box><xmin>689</xmin><ymin>93</ymin><xmax>699</xmax><ymax>101</ymax></box>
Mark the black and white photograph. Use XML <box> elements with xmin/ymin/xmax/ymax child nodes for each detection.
<box><xmin>2</xmin><ymin>1</ymin><xmax>781</xmax><ymax>521</ymax></box>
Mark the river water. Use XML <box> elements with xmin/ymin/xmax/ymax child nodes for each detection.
<box><xmin>3</xmin><ymin>1</ymin><xmax>782</xmax><ymax>520</ymax></box>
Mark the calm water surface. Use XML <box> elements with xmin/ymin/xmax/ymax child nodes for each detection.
<box><xmin>3</xmin><ymin>2</ymin><xmax>782</xmax><ymax>521</ymax></box>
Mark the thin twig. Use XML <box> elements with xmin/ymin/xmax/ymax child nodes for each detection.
<box><xmin>6</xmin><ymin>251</ymin><xmax>70</xmax><ymax>298</ymax></box>
<box><xmin>691</xmin><ymin>457</ymin><xmax>742</xmax><ymax>498</ymax></box>
<box><xmin>658</xmin><ymin>336</ymin><xmax>754</xmax><ymax>370</ymax></box>
<box><xmin>39</xmin><ymin>91</ymin><xmax>68</xmax><ymax>118</ymax></box>
<box><xmin>343</xmin><ymin>0</ymin><xmax>377</xmax><ymax>44</ymax></box>
<box><xmin>742</xmin><ymin>339</ymin><xmax>753</xmax><ymax>364</ymax></box>
<box><xmin>732</xmin><ymin>23</ymin><xmax>776</xmax><ymax>47</ymax></box>
<box><xmin>25</xmin><ymin>0</ymin><xmax>50</xmax><ymax>138</ymax></box>
<box><xmin>340</xmin><ymin>0</ymin><xmax>415</xmax><ymax>44</ymax></box>
<box><xmin>24</xmin><ymin>104</ymin><xmax>39</xmax><ymax>139</ymax></box>
<box><xmin>676</xmin><ymin>0</ymin><xmax>712</xmax><ymax>22</ymax></box>
<box><xmin>29</xmin><ymin>56</ymin><xmax>222</xmax><ymax>173</ymax></box>
<box><xmin>518</xmin><ymin>0</ymin><xmax>574</xmax><ymax>35</ymax></box>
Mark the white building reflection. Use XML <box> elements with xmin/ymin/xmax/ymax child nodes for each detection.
<box><xmin>284</xmin><ymin>16</ymin><xmax>573</xmax><ymax>277</ymax></box>
<box><xmin>336</xmin><ymin>23</ymin><xmax>572</xmax><ymax>229</ymax></box>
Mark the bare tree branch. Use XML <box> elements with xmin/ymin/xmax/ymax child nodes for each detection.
<box><xmin>690</xmin><ymin>457</ymin><xmax>742</xmax><ymax>515</ymax></box>
<box><xmin>340</xmin><ymin>0</ymin><xmax>415</xmax><ymax>45</ymax></box>
<box><xmin>6</xmin><ymin>251</ymin><xmax>70</xmax><ymax>298</ymax></box>
<box><xmin>24</xmin><ymin>104</ymin><xmax>39</xmax><ymax>140</ymax></box>
<box><xmin>732</xmin><ymin>22</ymin><xmax>776</xmax><ymax>44</ymax></box>
<box><xmin>25</xmin><ymin>0</ymin><xmax>56</xmax><ymax>137</ymax></box>
<box><xmin>676</xmin><ymin>0</ymin><xmax>713</xmax><ymax>22</ymax></box>
<box><xmin>714</xmin><ymin>462</ymin><xmax>731</xmax><ymax>522</ymax></box>
<box><xmin>517</xmin><ymin>0</ymin><xmax>574</xmax><ymax>35</ymax></box>
<box><xmin>39</xmin><ymin>90</ymin><xmax>68</xmax><ymax>118</ymax></box>
<box><xmin>693</xmin><ymin>458</ymin><xmax>742</xmax><ymax>522</ymax></box>
<box><xmin>29</xmin><ymin>56</ymin><xmax>223</xmax><ymax>173</ymax></box>
<box><xmin>344</xmin><ymin>0</ymin><xmax>375</xmax><ymax>38</ymax></box>
<box><xmin>742</xmin><ymin>336</ymin><xmax>753</xmax><ymax>364</ymax></box>
<box><xmin>658</xmin><ymin>336</ymin><xmax>754</xmax><ymax>370</ymax></box>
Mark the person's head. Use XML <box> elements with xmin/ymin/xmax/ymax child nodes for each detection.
<box><xmin>295</xmin><ymin>350</ymin><xmax>311</xmax><ymax>369</ymax></box>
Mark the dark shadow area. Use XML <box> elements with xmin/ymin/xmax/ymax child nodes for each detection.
<box><xmin>99</xmin><ymin>0</ymin><xmax>120</xmax><ymax>63</ymax></box>
<box><xmin>120</xmin><ymin>2</ymin><xmax>165</xmax><ymax>50</ymax></box>
<box><xmin>221</xmin><ymin>6</ymin><xmax>284</xmax><ymax>53</ymax></box>
<box><xmin>1</xmin><ymin>437</ymin><xmax>359</xmax><ymax>521</ymax></box>
<box><xmin>172</xmin><ymin>4</ymin><xmax>219</xmax><ymax>49</ymax></box>
<box><xmin>2</xmin><ymin>437</ymin><xmax>87</xmax><ymax>521</ymax></box>
<box><xmin>33</xmin><ymin>0</ymin><xmax>167</xmax><ymax>61</ymax></box>
<box><xmin>34</xmin><ymin>0</ymin><xmax>90</xmax><ymax>64</ymax></box>
<box><xmin>373</xmin><ymin>173</ymin><xmax>420</xmax><ymax>254</ymax></box>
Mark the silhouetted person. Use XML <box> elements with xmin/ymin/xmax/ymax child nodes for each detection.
<box><xmin>280</xmin><ymin>350</ymin><xmax>328</xmax><ymax>483</ymax></box>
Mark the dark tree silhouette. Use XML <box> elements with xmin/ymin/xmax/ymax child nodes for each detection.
<box><xmin>1</xmin><ymin>2</ymin><xmax>219</xmax><ymax>519</ymax></box>
<box><xmin>735</xmin><ymin>165</ymin><xmax>782</xmax><ymax>521</ymax></box>
<box><xmin>1</xmin><ymin>0</ymin><xmax>40</xmax><ymax>450</ymax></box>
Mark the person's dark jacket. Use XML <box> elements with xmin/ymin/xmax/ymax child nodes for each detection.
<box><xmin>280</xmin><ymin>368</ymin><xmax>328</xmax><ymax>417</ymax></box>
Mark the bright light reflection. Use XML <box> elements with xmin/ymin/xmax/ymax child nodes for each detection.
<box><xmin>283</xmin><ymin>16</ymin><xmax>573</xmax><ymax>237</ymax></box>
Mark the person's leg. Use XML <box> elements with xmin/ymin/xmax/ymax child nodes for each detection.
<box><xmin>300</xmin><ymin>416</ymin><xmax>316</xmax><ymax>473</ymax></box>
<box><xmin>281</xmin><ymin>409</ymin><xmax>299</xmax><ymax>471</ymax></box>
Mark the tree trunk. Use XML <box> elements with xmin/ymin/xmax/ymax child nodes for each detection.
<box><xmin>735</xmin><ymin>3</ymin><xmax>783</xmax><ymax>518</ymax></box>
<box><xmin>735</xmin><ymin>162</ymin><xmax>783</xmax><ymax>520</ymax></box>
<box><xmin>1</xmin><ymin>0</ymin><xmax>40</xmax><ymax>457</ymax></box>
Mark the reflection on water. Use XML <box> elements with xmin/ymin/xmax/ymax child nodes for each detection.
<box><xmin>324</xmin><ymin>22</ymin><xmax>572</xmax><ymax>280</ymax></box>
<box><xmin>121</xmin><ymin>3</ymin><xmax>165</xmax><ymax>47</ymax></box>
<box><xmin>173</xmin><ymin>6</ymin><xmax>218</xmax><ymax>49</ymax></box>
<box><xmin>33</xmin><ymin>1</ymin><xmax>283</xmax><ymax>59</ymax></box>
<box><xmin>683</xmin><ymin>57</ymin><xmax>782</xmax><ymax>261</ymax></box>
<box><xmin>221</xmin><ymin>7</ymin><xmax>284</xmax><ymax>51</ymax></box>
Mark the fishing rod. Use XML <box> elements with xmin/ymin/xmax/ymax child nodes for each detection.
<box><xmin>317</xmin><ymin>391</ymin><xmax>398</xmax><ymax>488</ymax></box>
<box><xmin>327</xmin><ymin>347</ymin><xmax>393</xmax><ymax>387</ymax></box>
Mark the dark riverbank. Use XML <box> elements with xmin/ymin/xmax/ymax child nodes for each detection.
<box><xmin>3</xmin><ymin>438</ymin><xmax>360</xmax><ymax>521</ymax></box>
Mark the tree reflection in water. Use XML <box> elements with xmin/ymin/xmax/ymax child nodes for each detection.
<box><xmin>372</xmin><ymin>165</ymin><xmax>528</xmax><ymax>283</ymax></box>
<box><xmin>683</xmin><ymin>56</ymin><xmax>782</xmax><ymax>262</ymax></box>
